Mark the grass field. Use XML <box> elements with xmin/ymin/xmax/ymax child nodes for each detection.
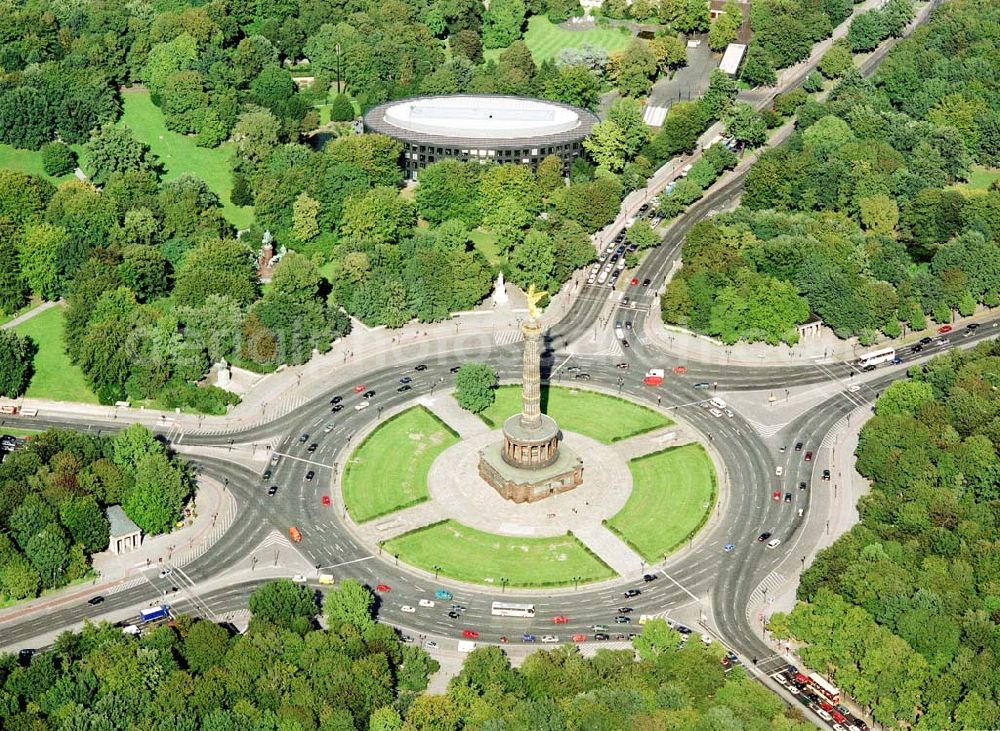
<box><xmin>607</xmin><ymin>444</ymin><xmax>716</xmax><ymax>561</ymax></box>
<box><xmin>486</xmin><ymin>16</ymin><xmax>631</xmax><ymax>63</ymax></box>
<box><xmin>954</xmin><ymin>165</ymin><xmax>1000</xmax><ymax>192</ymax></box>
<box><xmin>119</xmin><ymin>91</ymin><xmax>253</xmax><ymax>230</ymax></box>
<box><xmin>381</xmin><ymin>519</ymin><xmax>615</xmax><ymax>586</ymax></box>
<box><xmin>343</xmin><ymin>406</ymin><xmax>459</xmax><ymax>522</ymax></box>
<box><xmin>476</xmin><ymin>386</ymin><xmax>670</xmax><ymax>443</ymax></box>
<box><xmin>0</xmin><ymin>144</ymin><xmax>80</xmax><ymax>184</ymax></box>
<box><xmin>13</xmin><ymin>305</ymin><xmax>97</xmax><ymax>404</ymax></box>
<box><xmin>469</xmin><ymin>229</ymin><xmax>502</xmax><ymax>267</ymax></box>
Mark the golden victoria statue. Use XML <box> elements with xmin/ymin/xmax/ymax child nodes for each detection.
<box><xmin>525</xmin><ymin>283</ymin><xmax>547</xmax><ymax>321</ymax></box>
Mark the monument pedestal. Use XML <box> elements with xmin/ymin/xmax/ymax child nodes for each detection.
<box><xmin>478</xmin><ymin>441</ymin><xmax>583</xmax><ymax>503</ymax></box>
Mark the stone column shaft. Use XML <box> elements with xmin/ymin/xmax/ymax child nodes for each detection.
<box><xmin>520</xmin><ymin>319</ymin><xmax>542</xmax><ymax>429</ymax></box>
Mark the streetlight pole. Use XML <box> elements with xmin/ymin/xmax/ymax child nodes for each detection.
<box><xmin>501</xmin><ymin>577</ymin><xmax>508</xmax><ymax>593</ymax></box>
<box><xmin>433</xmin><ymin>565</ymin><xmax>440</xmax><ymax>580</ymax></box>
<box><xmin>335</xmin><ymin>42</ymin><xmax>342</xmax><ymax>94</ymax></box>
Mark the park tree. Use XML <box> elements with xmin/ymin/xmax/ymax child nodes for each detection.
<box><xmin>172</xmin><ymin>239</ymin><xmax>259</xmax><ymax>307</ymax></box>
<box><xmin>340</xmin><ymin>187</ymin><xmax>416</xmax><ymax>244</ymax></box>
<box><xmin>724</xmin><ymin>103</ymin><xmax>768</xmax><ymax>148</ymax></box>
<box><xmin>508</xmin><ymin>228</ymin><xmax>556</xmax><ymax>288</ymax></box>
<box><xmin>84</xmin><ymin>126</ymin><xmax>160</xmax><ymax>186</ymax></box>
<box><xmin>414</xmin><ymin>160</ymin><xmax>483</xmax><ymax>226</ymax></box>
<box><xmin>248</xmin><ymin>578</ymin><xmax>319</xmax><ymax>632</ymax></box>
<box><xmin>0</xmin><ymin>331</ymin><xmax>35</xmax><ymax>399</ymax></box>
<box><xmin>17</xmin><ymin>223</ymin><xmax>67</xmax><ymax>300</ymax></box>
<box><xmin>182</xmin><ymin>620</ymin><xmax>231</xmax><ymax>675</ymax></box>
<box><xmin>676</xmin><ymin>0</ymin><xmax>710</xmax><ymax>33</ymax></box>
<box><xmin>847</xmin><ymin>10</ymin><xmax>888</xmax><ymax>52</ymax></box>
<box><xmin>58</xmin><ymin>495</ymin><xmax>109</xmax><ymax>554</ymax></box>
<box><xmin>325</xmin><ymin>134</ymin><xmax>404</xmax><ymax>188</ymax></box>
<box><xmin>118</xmin><ymin>245</ymin><xmax>171</xmax><ymax>302</ymax></box>
<box><xmin>740</xmin><ymin>45</ymin><xmax>777</xmax><ymax>87</ymax></box>
<box><xmin>542</xmin><ymin>65</ymin><xmax>600</xmax><ymax>110</ymax></box>
<box><xmin>858</xmin><ymin>195</ymin><xmax>899</xmax><ymax>236</ymax></box>
<box><xmin>455</xmin><ymin>363</ymin><xmax>497</xmax><ymax>413</ymax></box>
<box><xmin>607</xmin><ymin>39</ymin><xmax>657</xmax><ymax>98</ymax></box>
<box><xmin>481</xmin><ymin>0</ymin><xmax>526</xmax><ymax>49</ymax></box>
<box><xmin>708</xmin><ymin>2</ymin><xmax>740</xmax><ymax>51</ymax></box>
<box><xmin>324</xmin><ymin>578</ymin><xmax>375</xmax><ymax>630</ymax></box>
<box><xmin>627</xmin><ymin>219</ymin><xmax>658</xmax><ymax>249</ymax></box>
<box><xmin>478</xmin><ymin>164</ymin><xmax>542</xmax><ymax>250</ymax></box>
<box><xmin>819</xmin><ymin>39</ymin><xmax>853</xmax><ymax>79</ymax></box>
<box><xmin>291</xmin><ymin>192</ymin><xmax>321</xmax><ymax>242</ymax></box>
<box><xmin>122</xmin><ymin>452</ymin><xmax>191</xmax><ymax>535</ymax></box>
<box><xmin>649</xmin><ymin>34</ymin><xmax>687</xmax><ymax>74</ymax></box>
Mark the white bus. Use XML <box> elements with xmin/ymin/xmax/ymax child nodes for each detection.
<box><xmin>491</xmin><ymin>601</ymin><xmax>535</xmax><ymax>618</ymax></box>
<box><xmin>807</xmin><ymin>672</ymin><xmax>841</xmax><ymax>704</ymax></box>
<box><xmin>858</xmin><ymin>347</ymin><xmax>895</xmax><ymax>368</ymax></box>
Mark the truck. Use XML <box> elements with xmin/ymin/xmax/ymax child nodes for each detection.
<box><xmin>289</xmin><ymin>527</ymin><xmax>302</xmax><ymax>543</ymax></box>
<box><xmin>140</xmin><ymin>605</ymin><xmax>170</xmax><ymax>623</ymax></box>
<box><xmin>318</xmin><ymin>574</ymin><xmax>335</xmax><ymax>585</ymax></box>
<box><xmin>457</xmin><ymin>640</ymin><xmax>477</xmax><ymax>653</ymax></box>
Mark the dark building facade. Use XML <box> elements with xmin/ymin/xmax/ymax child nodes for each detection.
<box><xmin>362</xmin><ymin>95</ymin><xmax>599</xmax><ymax>180</ymax></box>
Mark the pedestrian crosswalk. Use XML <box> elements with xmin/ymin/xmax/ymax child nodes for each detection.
<box><xmin>643</xmin><ymin>105</ymin><xmax>668</xmax><ymax>127</ymax></box>
<box><xmin>745</xmin><ymin>570</ymin><xmax>786</xmax><ymax>624</ymax></box>
<box><xmin>494</xmin><ymin>329</ymin><xmax>524</xmax><ymax>347</ymax></box>
<box><xmin>107</xmin><ymin>577</ymin><xmax>145</xmax><ymax>595</ymax></box>
<box><xmin>742</xmin><ymin>417</ymin><xmax>787</xmax><ymax>438</ymax></box>
<box><xmin>253</xmin><ymin>530</ymin><xmax>293</xmax><ymax>553</ymax></box>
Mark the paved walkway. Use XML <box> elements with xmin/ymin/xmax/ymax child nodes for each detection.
<box><xmin>1</xmin><ymin>300</ymin><xmax>58</xmax><ymax>331</ymax></box>
<box><xmin>610</xmin><ymin>425</ymin><xmax>696</xmax><ymax>461</ymax></box>
<box><xmin>416</xmin><ymin>393</ymin><xmax>491</xmax><ymax>438</ymax></box>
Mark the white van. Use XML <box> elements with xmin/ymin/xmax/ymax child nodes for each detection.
<box><xmin>354</xmin><ymin>401</ymin><xmax>370</xmax><ymax>412</ymax></box>
<box><xmin>766</xmin><ymin>538</ymin><xmax>781</xmax><ymax>549</ymax></box>
<box><xmin>710</xmin><ymin>397</ymin><xmax>727</xmax><ymax>410</ymax></box>
<box><xmin>457</xmin><ymin>640</ymin><xmax>477</xmax><ymax>653</ymax></box>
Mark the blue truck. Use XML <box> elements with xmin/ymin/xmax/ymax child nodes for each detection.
<box><xmin>139</xmin><ymin>605</ymin><xmax>170</xmax><ymax>623</ymax></box>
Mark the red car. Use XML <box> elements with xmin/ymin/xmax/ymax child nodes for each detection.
<box><xmin>462</xmin><ymin>629</ymin><xmax>479</xmax><ymax>639</ymax></box>
<box><xmin>552</xmin><ymin>615</ymin><xmax>569</xmax><ymax>624</ymax></box>
<box><xmin>673</xmin><ymin>366</ymin><xmax>687</xmax><ymax>374</ymax></box>
<box><xmin>629</xmin><ymin>277</ymin><xmax>639</xmax><ymax>286</ymax></box>
<box><xmin>353</xmin><ymin>384</ymin><xmax>366</xmax><ymax>393</ymax></box>
<box><xmin>804</xmin><ymin>451</ymin><xmax>813</xmax><ymax>462</ymax></box>
<box><xmin>322</xmin><ymin>495</ymin><xmax>331</xmax><ymax>506</ymax></box>
<box><xmin>643</xmin><ymin>376</ymin><xmax>663</xmax><ymax>387</ymax></box>
<box><xmin>772</xmin><ymin>490</ymin><xmax>782</xmax><ymax>501</ymax></box>
<box><xmin>376</xmin><ymin>584</ymin><xmax>391</xmax><ymax>592</ymax></box>
<box><xmin>572</xmin><ymin>634</ymin><xmax>587</xmax><ymax>643</ymax></box>
<box><xmin>937</xmin><ymin>324</ymin><xmax>953</xmax><ymax>334</ymax></box>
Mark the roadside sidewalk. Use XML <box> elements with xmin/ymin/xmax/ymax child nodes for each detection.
<box><xmin>0</xmin><ymin>476</ymin><xmax>235</xmax><ymax>625</ymax></box>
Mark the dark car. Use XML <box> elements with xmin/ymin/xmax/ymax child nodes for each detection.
<box><xmin>330</xmin><ymin>396</ymin><xmax>342</xmax><ymax>405</ymax></box>
<box><xmin>594</xmin><ymin>633</ymin><xmax>610</xmax><ymax>641</ymax></box>
<box><xmin>621</xmin><ymin>339</ymin><xmax>630</xmax><ymax>348</ymax></box>
<box><xmin>447</xmin><ymin>611</ymin><xmax>460</xmax><ymax>619</ymax></box>
<box><xmin>362</xmin><ymin>390</ymin><xmax>376</xmax><ymax>399</ymax></box>
<box><xmin>920</xmin><ymin>336</ymin><xmax>933</xmax><ymax>345</ymax></box>
<box><xmin>822</xmin><ymin>469</ymin><xmax>831</xmax><ymax>480</ymax></box>
<box><xmin>267</xmin><ymin>485</ymin><xmax>278</xmax><ymax>496</ymax></box>
<box><xmin>693</xmin><ymin>382</ymin><xmax>711</xmax><ymax>389</ymax></box>
<box><xmin>450</xmin><ymin>366</ymin><xmax>462</xmax><ymax>373</ymax></box>
<box><xmin>624</xmin><ymin>589</ymin><xmax>641</xmax><ymax>598</ymax></box>
<box><xmin>331</xmin><ymin>404</ymin><xmax>343</xmax><ymax>413</ymax></box>
<box><xmin>798</xmin><ymin>481</ymin><xmax>807</xmax><ymax>490</ymax></box>
<box><xmin>304</xmin><ymin>471</ymin><xmax>315</xmax><ymax>481</ymax></box>
<box><xmin>642</xmin><ymin>278</ymin><xmax>651</xmax><ymax>286</ymax></box>
<box><xmin>87</xmin><ymin>595</ymin><xmax>104</xmax><ymax>606</ymax></box>
<box><xmin>262</xmin><ymin>469</ymin><xmax>272</xmax><ymax>481</ymax></box>
<box><xmin>399</xmin><ymin>376</ymin><xmax>412</xmax><ymax>384</ymax></box>
<box><xmin>614</xmin><ymin>615</ymin><xmax>631</xmax><ymax>624</ymax></box>
<box><xmin>757</xmin><ymin>531</ymin><xmax>772</xmax><ymax>542</ymax></box>
<box><xmin>574</xmin><ymin>373</ymin><xmax>591</xmax><ymax>380</ymax></box>
<box><xmin>306</xmin><ymin>443</ymin><xmax>318</xmax><ymax>454</ymax></box>
<box><xmin>17</xmin><ymin>649</ymin><xmax>33</xmax><ymax>666</ymax></box>
<box><xmin>861</xmin><ymin>364</ymin><xmax>877</xmax><ymax>372</ymax></box>
<box><xmin>617</xmin><ymin>607</ymin><xmax>633</xmax><ymax>613</ymax></box>
<box><xmin>298</xmin><ymin>433</ymin><xmax>309</xmax><ymax>443</ymax></box>
<box><xmin>784</xmin><ymin>492</ymin><xmax>792</xmax><ymax>502</ymax></box>
<box><xmin>397</xmin><ymin>384</ymin><xmax>411</xmax><ymax>393</ymax></box>
<box><xmin>414</xmin><ymin>364</ymin><xmax>428</xmax><ymax>371</ymax></box>
<box><xmin>912</xmin><ymin>343</ymin><xmax>923</xmax><ymax>353</ymax></box>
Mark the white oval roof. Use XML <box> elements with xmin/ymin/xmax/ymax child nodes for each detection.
<box><xmin>382</xmin><ymin>96</ymin><xmax>581</xmax><ymax>140</ymax></box>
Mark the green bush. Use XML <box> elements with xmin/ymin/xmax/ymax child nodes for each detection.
<box><xmin>41</xmin><ymin>141</ymin><xmax>77</xmax><ymax>176</ymax></box>
<box><xmin>330</xmin><ymin>93</ymin><xmax>355</xmax><ymax>122</ymax></box>
<box><xmin>158</xmin><ymin>380</ymin><xmax>241</xmax><ymax>415</ymax></box>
